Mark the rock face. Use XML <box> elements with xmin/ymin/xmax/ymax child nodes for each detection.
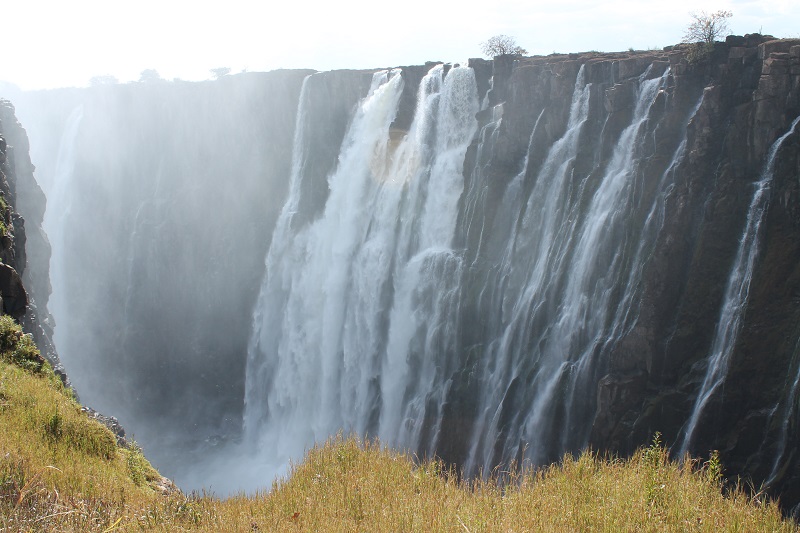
<box><xmin>451</xmin><ymin>35</ymin><xmax>800</xmax><ymax>508</ymax></box>
<box><xmin>598</xmin><ymin>37</ymin><xmax>800</xmax><ymax>509</ymax></box>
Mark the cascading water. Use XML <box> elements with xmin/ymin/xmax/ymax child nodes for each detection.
<box><xmin>679</xmin><ymin>115</ymin><xmax>800</xmax><ymax>456</ymax></box>
<box><xmin>766</xmin><ymin>337</ymin><xmax>800</xmax><ymax>487</ymax></box>
<box><xmin>244</xmin><ymin>60</ymin><xmax>729</xmax><ymax>485</ymax></box>
<box><xmin>464</xmin><ymin>66</ymin><xmax>676</xmax><ymax>471</ymax></box>
<box><xmin>244</xmin><ymin>64</ymin><xmax>479</xmax><ymax>470</ymax></box>
<box><xmin>244</xmin><ymin>58</ymin><xmax>723</xmax><ymax>485</ymax></box>
<box><xmin>605</xmin><ymin>93</ymin><xmax>705</xmax><ymax>343</ymax></box>
<box><xmin>463</xmin><ymin>65</ymin><xmax>594</xmax><ymax>472</ymax></box>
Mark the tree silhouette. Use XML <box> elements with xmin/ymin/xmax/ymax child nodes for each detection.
<box><xmin>480</xmin><ymin>35</ymin><xmax>527</xmax><ymax>58</ymax></box>
<box><xmin>683</xmin><ymin>10</ymin><xmax>732</xmax><ymax>44</ymax></box>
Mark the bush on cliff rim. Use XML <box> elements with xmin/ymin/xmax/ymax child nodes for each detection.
<box><xmin>0</xmin><ymin>314</ymin><xmax>47</xmax><ymax>374</ymax></box>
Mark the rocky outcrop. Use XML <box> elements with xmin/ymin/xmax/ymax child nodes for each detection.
<box><xmin>0</xmin><ymin>100</ymin><xmax>63</xmax><ymax>381</ymax></box>
<box><xmin>0</xmin><ymin>262</ymin><xmax>27</xmax><ymax>317</ymax></box>
<box><xmin>80</xmin><ymin>406</ymin><xmax>127</xmax><ymax>447</ymax></box>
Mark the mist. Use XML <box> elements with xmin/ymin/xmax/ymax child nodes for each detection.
<box><xmin>12</xmin><ymin>73</ymin><xmax>317</xmax><ymax>490</ymax></box>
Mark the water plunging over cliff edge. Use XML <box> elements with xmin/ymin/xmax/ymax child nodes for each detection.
<box><xmin>9</xmin><ymin>37</ymin><xmax>800</xmax><ymax>501</ymax></box>
<box><xmin>244</xmin><ymin>65</ymin><xmax>480</xmax><ymax>473</ymax></box>
<box><xmin>680</xmin><ymin>115</ymin><xmax>800</xmax><ymax>457</ymax></box>
<box><xmin>239</xmin><ymin>44</ymin><xmax>800</xmax><ymax>495</ymax></box>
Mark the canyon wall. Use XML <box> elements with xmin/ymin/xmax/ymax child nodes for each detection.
<box><xmin>451</xmin><ymin>37</ymin><xmax>800</xmax><ymax>506</ymax></box>
<box><xmin>8</xmin><ymin>36</ymin><xmax>800</xmax><ymax>505</ymax></box>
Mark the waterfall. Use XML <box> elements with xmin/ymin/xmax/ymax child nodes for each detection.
<box><xmin>766</xmin><ymin>336</ymin><xmax>800</xmax><ymax>486</ymax></box>
<box><xmin>244</xmin><ymin>61</ymin><xmax>696</xmax><ymax>482</ymax></box>
<box><xmin>465</xmin><ymin>66</ymin><xmax>673</xmax><ymax>471</ymax></box>
<box><xmin>606</xmin><ymin>93</ymin><xmax>705</xmax><ymax>343</ymax></box>
<box><xmin>463</xmin><ymin>65</ymin><xmax>594</xmax><ymax>472</ymax></box>
<box><xmin>19</xmin><ymin>50</ymin><xmax>800</xmax><ymax>498</ymax></box>
<box><xmin>244</xmin><ymin>69</ymin><xmax>405</xmax><ymax>452</ymax></box>
<box><xmin>376</xmin><ymin>65</ymin><xmax>479</xmax><ymax>451</ymax></box>
<box><xmin>244</xmin><ymin>64</ymin><xmax>479</xmax><ymax>467</ymax></box>
<box><xmin>679</xmin><ymin>115</ymin><xmax>800</xmax><ymax>456</ymax></box>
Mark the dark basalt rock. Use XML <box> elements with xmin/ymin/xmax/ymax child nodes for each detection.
<box><xmin>445</xmin><ymin>35</ymin><xmax>800</xmax><ymax>509</ymax></box>
<box><xmin>0</xmin><ymin>262</ymin><xmax>27</xmax><ymax>318</ymax></box>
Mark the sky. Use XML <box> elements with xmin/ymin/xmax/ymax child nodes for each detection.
<box><xmin>2</xmin><ymin>0</ymin><xmax>799</xmax><ymax>90</ymax></box>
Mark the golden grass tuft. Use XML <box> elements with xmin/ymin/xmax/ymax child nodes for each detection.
<box><xmin>216</xmin><ymin>435</ymin><xmax>794</xmax><ymax>533</ymax></box>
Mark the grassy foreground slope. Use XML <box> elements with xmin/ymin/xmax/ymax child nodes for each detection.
<box><xmin>0</xmin><ymin>315</ymin><xmax>165</xmax><ymax>531</ymax></box>
<box><xmin>0</xmin><ymin>316</ymin><xmax>796</xmax><ymax>532</ymax></box>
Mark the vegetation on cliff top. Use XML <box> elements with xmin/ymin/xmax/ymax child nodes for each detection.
<box><xmin>0</xmin><ymin>317</ymin><xmax>796</xmax><ymax>531</ymax></box>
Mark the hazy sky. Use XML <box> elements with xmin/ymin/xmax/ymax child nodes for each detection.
<box><xmin>2</xmin><ymin>0</ymin><xmax>799</xmax><ymax>90</ymax></box>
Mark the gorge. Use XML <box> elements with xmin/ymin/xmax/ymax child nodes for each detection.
<box><xmin>4</xmin><ymin>34</ymin><xmax>800</xmax><ymax>508</ymax></box>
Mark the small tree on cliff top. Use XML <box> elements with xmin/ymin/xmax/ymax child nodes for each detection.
<box><xmin>683</xmin><ymin>10</ymin><xmax>733</xmax><ymax>44</ymax></box>
<box><xmin>682</xmin><ymin>10</ymin><xmax>732</xmax><ymax>64</ymax></box>
<box><xmin>480</xmin><ymin>35</ymin><xmax>528</xmax><ymax>58</ymax></box>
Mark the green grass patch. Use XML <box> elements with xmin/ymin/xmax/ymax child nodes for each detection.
<box><xmin>0</xmin><ymin>194</ymin><xmax>8</xmax><ymax>237</ymax></box>
<box><xmin>127</xmin><ymin>440</ymin><xmax>161</xmax><ymax>487</ymax></box>
<box><xmin>0</xmin><ymin>315</ymin><xmax>48</xmax><ymax>374</ymax></box>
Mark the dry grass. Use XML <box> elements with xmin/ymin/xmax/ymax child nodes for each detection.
<box><xmin>206</xmin><ymin>436</ymin><xmax>794</xmax><ymax>533</ymax></box>
<box><xmin>0</xmin><ymin>314</ymin><xmax>796</xmax><ymax>531</ymax></box>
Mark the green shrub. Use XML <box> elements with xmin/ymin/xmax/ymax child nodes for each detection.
<box><xmin>686</xmin><ymin>42</ymin><xmax>715</xmax><ymax>64</ymax></box>
<box><xmin>127</xmin><ymin>441</ymin><xmax>159</xmax><ymax>486</ymax></box>
<box><xmin>44</xmin><ymin>409</ymin><xmax>63</xmax><ymax>441</ymax></box>
<box><xmin>706</xmin><ymin>449</ymin><xmax>723</xmax><ymax>485</ymax></box>
<box><xmin>0</xmin><ymin>314</ymin><xmax>22</xmax><ymax>351</ymax></box>
<box><xmin>0</xmin><ymin>195</ymin><xmax>8</xmax><ymax>237</ymax></box>
<box><xmin>0</xmin><ymin>315</ymin><xmax>45</xmax><ymax>374</ymax></box>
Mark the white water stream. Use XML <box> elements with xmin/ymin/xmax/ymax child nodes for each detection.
<box><xmin>244</xmin><ymin>65</ymin><xmax>479</xmax><ymax>474</ymax></box>
<box><xmin>679</xmin><ymin>115</ymin><xmax>800</xmax><ymax>456</ymax></box>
